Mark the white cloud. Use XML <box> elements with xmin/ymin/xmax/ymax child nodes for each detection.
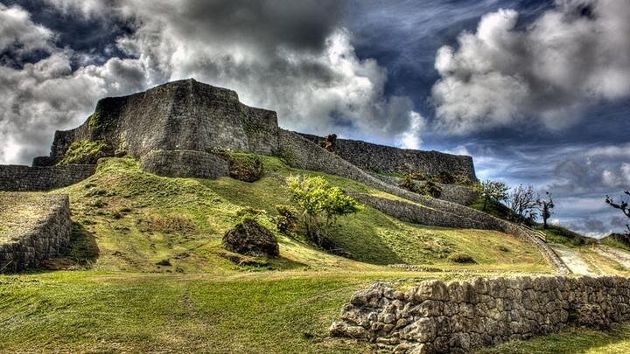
<box><xmin>432</xmin><ymin>0</ymin><xmax>630</xmax><ymax>134</ymax></box>
<box><xmin>398</xmin><ymin>111</ymin><xmax>425</xmax><ymax>150</ymax></box>
<box><xmin>0</xmin><ymin>4</ymin><xmax>54</xmax><ymax>55</ymax></box>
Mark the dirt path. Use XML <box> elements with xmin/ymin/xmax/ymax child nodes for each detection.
<box><xmin>549</xmin><ymin>244</ymin><xmax>594</xmax><ymax>275</ymax></box>
<box><xmin>594</xmin><ymin>246</ymin><xmax>630</xmax><ymax>269</ymax></box>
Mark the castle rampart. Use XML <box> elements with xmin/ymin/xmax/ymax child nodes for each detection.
<box><xmin>299</xmin><ymin>133</ymin><xmax>477</xmax><ymax>181</ymax></box>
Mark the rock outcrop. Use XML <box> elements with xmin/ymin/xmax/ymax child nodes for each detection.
<box><xmin>223</xmin><ymin>219</ymin><xmax>279</xmax><ymax>258</ymax></box>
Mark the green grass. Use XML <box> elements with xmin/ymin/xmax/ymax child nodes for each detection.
<box><xmin>540</xmin><ymin>225</ymin><xmax>595</xmax><ymax>247</ymax></box>
<box><xmin>477</xmin><ymin>324</ymin><xmax>630</xmax><ymax>354</ymax></box>
<box><xmin>2</xmin><ymin>155</ymin><xmax>600</xmax><ymax>352</ymax></box>
<box><xmin>0</xmin><ymin>270</ymin><xmax>467</xmax><ymax>353</ymax></box>
<box><xmin>601</xmin><ymin>235</ymin><xmax>630</xmax><ymax>252</ymax></box>
<box><xmin>49</xmin><ymin>157</ymin><xmax>550</xmax><ymax>273</ymax></box>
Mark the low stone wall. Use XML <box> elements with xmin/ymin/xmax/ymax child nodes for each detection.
<box><xmin>0</xmin><ymin>164</ymin><xmax>95</xmax><ymax>191</ymax></box>
<box><xmin>299</xmin><ymin>133</ymin><xmax>477</xmax><ymax>181</ymax></box>
<box><xmin>331</xmin><ymin>276</ymin><xmax>630</xmax><ymax>353</ymax></box>
<box><xmin>0</xmin><ymin>194</ymin><xmax>72</xmax><ymax>272</ymax></box>
<box><xmin>372</xmin><ymin>174</ymin><xmax>478</xmax><ymax>206</ymax></box>
<box><xmin>140</xmin><ymin>149</ymin><xmax>229</xmax><ymax>179</ymax></box>
<box><xmin>350</xmin><ymin>193</ymin><xmax>486</xmax><ymax>230</ymax></box>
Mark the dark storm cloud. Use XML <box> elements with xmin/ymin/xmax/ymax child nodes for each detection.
<box><xmin>0</xmin><ymin>0</ymin><xmax>423</xmax><ymax>164</ymax></box>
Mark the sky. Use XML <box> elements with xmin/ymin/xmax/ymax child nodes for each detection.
<box><xmin>0</xmin><ymin>0</ymin><xmax>628</xmax><ymax>236</ymax></box>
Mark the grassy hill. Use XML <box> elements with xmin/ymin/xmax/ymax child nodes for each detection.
<box><xmin>51</xmin><ymin>156</ymin><xmax>550</xmax><ymax>273</ymax></box>
<box><xmin>4</xmin><ymin>155</ymin><xmax>629</xmax><ymax>353</ymax></box>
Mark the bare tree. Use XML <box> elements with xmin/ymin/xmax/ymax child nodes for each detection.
<box><xmin>509</xmin><ymin>184</ymin><xmax>538</xmax><ymax>222</ymax></box>
<box><xmin>536</xmin><ymin>192</ymin><xmax>555</xmax><ymax>229</ymax></box>
<box><xmin>606</xmin><ymin>191</ymin><xmax>630</xmax><ymax>235</ymax></box>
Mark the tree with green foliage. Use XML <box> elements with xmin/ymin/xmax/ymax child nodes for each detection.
<box><xmin>287</xmin><ymin>176</ymin><xmax>361</xmax><ymax>247</ymax></box>
<box><xmin>536</xmin><ymin>192</ymin><xmax>555</xmax><ymax>229</ymax></box>
<box><xmin>606</xmin><ymin>190</ymin><xmax>630</xmax><ymax>236</ymax></box>
<box><xmin>477</xmin><ymin>180</ymin><xmax>509</xmax><ymax>211</ymax></box>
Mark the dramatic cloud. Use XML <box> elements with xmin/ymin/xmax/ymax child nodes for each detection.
<box><xmin>0</xmin><ymin>0</ymin><xmax>422</xmax><ymax>165</ymax></box>
<box><xmin>0</xmin><ymin>3</ymin><xmax>54</xmax><ymax>61</ymax></box>
<box><xmin>431</xmin><ymin>0</ymin><xmax>630</xmax><ymax>134</ymax></box>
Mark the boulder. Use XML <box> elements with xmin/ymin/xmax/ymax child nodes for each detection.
<box><xmin>222</xmin><ymin>219</ymin><xmax>279</xmax><ymax>257</ymax></box>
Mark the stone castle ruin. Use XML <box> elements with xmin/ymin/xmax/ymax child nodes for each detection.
<box><xmin>0</xmin><ymin>78</ymin><xmax>568</xmax><ymax>274</ymax></box>
<box><xmin>0</xmin><ymin>79</ymin><xmax>475</xmax><ymax>190</ymax></box>
<box><xmin>5</xmin><ymin>79</ymin><xmax>624</xmax><ymax>353</ymax></box>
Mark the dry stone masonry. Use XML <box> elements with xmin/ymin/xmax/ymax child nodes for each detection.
<box><xmin>0</xmin><ymin>164</ymin><xmax>95</xmax><ymax>191</ymax></box>
<box><xmin>299</xmin><ymin>133</ymin><xmax>477</xmax><ymax>181</ymax></box>
<box><xmin>331</xmin><ymin>276</ymin><xmax>630</xmax><ymax>353</ymax></box>
<box><xmin>0</xmin><ymin>193</ymin><xmax>72</xmax><ymax>272</ymax></box>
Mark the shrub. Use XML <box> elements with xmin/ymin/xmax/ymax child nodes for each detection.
<box><xmin>287</xmin><ymin>176</ymin><xmax>361</xmax><ymax>247</ymax></box>
<box><xmin>399</xmin><ymin>174</ymin><xmax>419</xmax><ymax>193</ymax></box>
<box><xmin>58</xmin><ymin>140</ymin><xmax>111</xmax><ymax>165</ymax></box>
<box><xmin>226</xmin><ymin>153</ymin><xmax>264</xmax><ymax>182</ymax></box>
<box><xmin>448</xmin><ymin>253</ymin><xmax>476</xmax><ymax>264</ymax></box>
<box><xmin>418</xmin><ymin>180</ymin><xmax>443</xmax><ymax>198</ymax></box>
<box><xmin>275</xmin><ymin>204</ymin><xmax>298</xmax><ymax>235</ymax></box>
<box><xmin>437</xmin><ymin>171</ymin><xmax>456</xmax><ymax>184</ymax></box>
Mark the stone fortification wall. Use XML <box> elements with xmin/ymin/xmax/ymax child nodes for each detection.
<box><xmin>300</xmin><ymin>133</ymin><xmax>476</xmax><ymax>181</ymax></box>
<box><xmin>34</xmin><ymin>79</ymin><xmax>279</xmax><ymax>166</ymax></box>
<box><xmin>278</xmin><ymin>129</ymin><xmax>568</xmax><ymax>273</ymax></box>
<box><xmin>350</xmin><ymin>193</ymin><xmax>486</xmax><ymax>230</ymax></box>
<box><xmin>0</xmin><ymin>164</ymin><xmax>95</xmax><ymax>191</ymax></box>
<box><xmin>140</xmin><ymin>150</ymin><xmax>229</xmax><ymax>179</ymax></box>
<box><xmin>0</xmin><ymin>194</ymin><xmax>72</xmax><ymax>272</ymax></box>
<box><xmin>331</xmin><ymin>276</ymin><xmax>630</xmax><ymax>353</ymax></box>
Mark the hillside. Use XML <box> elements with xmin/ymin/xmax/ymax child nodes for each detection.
<box><xmin>0</xmin><ymin>155</ymin><xmax>555</xmax><ymax>353</ymax></box>
<box><xmin>48</xmin><ymin>156</ymin><xmax>549</xmax><ymax>273</ymax></box>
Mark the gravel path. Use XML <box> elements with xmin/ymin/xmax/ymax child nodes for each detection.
<box><xmin>594</xmin><ymin>245</ymin><xmax>630</xmax><ymax>269</ymax></box>
<box><xmin>549</xmin><ymin>244</ymin><xmax>594</xmax><ymax>275</ymax></box>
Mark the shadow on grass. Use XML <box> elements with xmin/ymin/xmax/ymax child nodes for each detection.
<box><xmin>42</xmin><ymin>222</ymin><xmax>100</xmax><ymax>270</ymax></box>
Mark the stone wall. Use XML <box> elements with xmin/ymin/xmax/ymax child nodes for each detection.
<box><xmin>34</xmin><ymin>79</ymin><xmax>279</xmax><ymax>166</ymax></box>
<box><xmin>331</xmin><ymin>276</ymin><xmax>630</xmax><ymax>353</ymax></box>
<box><xmin>372</xmin><ymin>174</ymin><xmax>478</xmax><ymax>206</ymax></box>
<box><xmin>0</xmin><ymin>164</ymin><xmax>95</xmax><ymax>191</ymax></box>
<box><xmin>350</xmin><ymin>193</ymin><xmax>486</xmax><ymax>230</ymax></box>
<box><xmin>140</xmin><ymin>150</ymin><xmax>229</xmax><ymax>179</ymax></box>
<box><xmin>300</xmin><ymin>133</ymin><xmax>477</xmax><ymax>181</ymax></box>
<box><xmin>0</xmin><ymin>194</ymin><xmax>72</xmax><ymax>272</ymax></box>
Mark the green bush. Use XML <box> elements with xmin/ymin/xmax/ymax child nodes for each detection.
<box><xmin>448</xmin><ymin>253</ymin><xmax>476</xmax><ymax>264</ymax></box>
<box><xmin>287</xmin><ymin>176</ymin><xmax>361</xmax><ymax>247</ymax></box>
<box><xmin>226</xmin><ymin>153</ymin><xmax>264</xmax><ymax>182</ymax></box>
<box><xmin>437</xmin><ymin>171</ymin><xmax>456</xmax><ymax>184</ymax></box>
<box><xmin>418</xmin><ymin>180</ymin><xmax>443</xmax><ymax>198</ymax></box>
<box><xmin>58</xmin><ymin>140</ymin><xmax>111</xmax><ymax>165</ymax></box>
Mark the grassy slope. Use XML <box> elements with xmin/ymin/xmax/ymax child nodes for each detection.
<box><xmin>8</xmin><ymin>156</ymin><xmax>626</xmax><ymax>353</ymax></box>
<box><xmin>52</xmin><ymin>156</ymin><xmax>549</xmax><ymax>273</ymax></box>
